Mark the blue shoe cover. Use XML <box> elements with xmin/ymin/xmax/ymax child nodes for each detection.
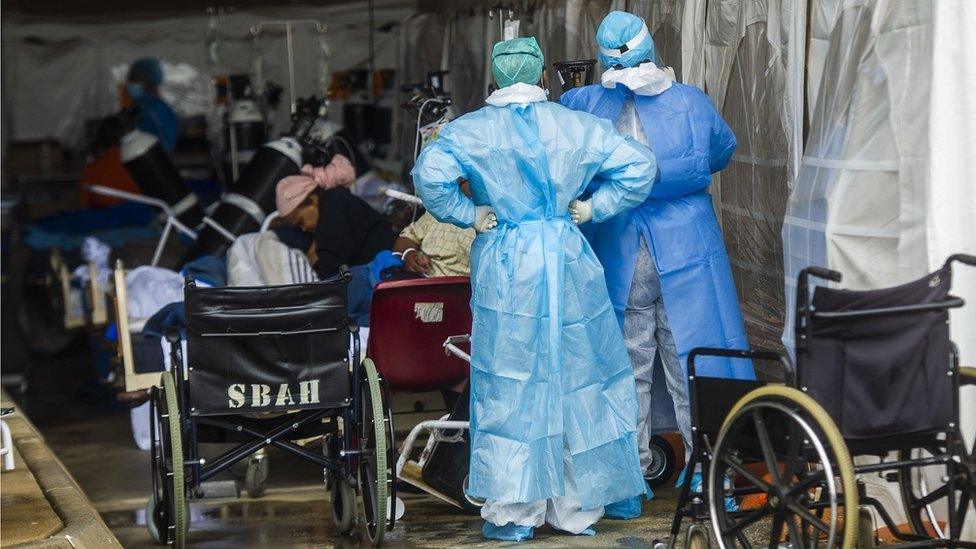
<box><xmin>676</xmin><ymin>470</ymin><xmax>738</xmax><ymax>511</ymax></box>
<box><xmin>604</xmin><ymin>496</ymin><xmax>642</xmax><ymax>520</ymax></box>
<box><xmin>483</xmin><ymin>521</ymin><xmax>534</xmax><ymax>542</ymax></box>
<box><xmin>578</xmin><ymin>527</ymin><xmax>596</xmax><ymax>536</ymax></box>
<box><xmin>676</xmin><ymin>468</ymin><xmax>702</xmax><ymax>491</ymax></box>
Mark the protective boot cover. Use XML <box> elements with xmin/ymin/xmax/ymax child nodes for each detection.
<box><xmin>561</xmin><ymin>83</ymin><xmax>754</xmax><ymax>387</ymax></box>
<box><xmin>411</xmin><ymin>88</ymin><xmax>654</xmax><ymax>508</ymax></box>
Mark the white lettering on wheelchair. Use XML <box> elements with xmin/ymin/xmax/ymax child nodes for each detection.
<box><xmin>226</xmin><ymin>381</ymin><xmax>321</xmax><ymax>408</ymax></box>
<box><xmin>252</xmin><ymin>384</ymin><xmax>272</xmax><ymax>407</ymax></box>
<box><xmin>275</xmin><ymin>384</ymin><xmax>296</xmax><ymax>407</ymax></box>
<box><xmin>228</xmin><ymin>384</ymin><xmax>246</xmax><ymax>408</ymax></box>
<box><xmin>298</xmin><ymin>380</ymin><xmax>320</xmax><ymax>405</ymax></box>
<box><xmin>414</xmin><ymin>302</ymin><xmax>444</xmax><ymax>323</ymax></box>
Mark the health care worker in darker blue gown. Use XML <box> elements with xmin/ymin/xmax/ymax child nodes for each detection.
<box><xmin>125</xmin><ymin>58</ymin><xmax>179</xmax><ymax>152</ymax></box>
<box><xmin>411</xmin><ymin>37</ymin><xmax>656</xmax><ymax>541</ymax></box>
<box><xmin>560</xmin><ymin>11</ymin><xmax>754</xmax><ymax>518</ymax></box>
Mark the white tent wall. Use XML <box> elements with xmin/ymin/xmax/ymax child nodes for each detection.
<box><xmin>1</xmin><ymin>1</ymin><xmax>414</xmax><ymax>153</ymax></box>
<box><xmin>929</xmin><ymin>0</ymin><xmax>976</xmax><ymax>536</ymax></box>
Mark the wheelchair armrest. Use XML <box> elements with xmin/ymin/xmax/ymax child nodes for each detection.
<box><xmin>687</xmin><ymin>347</ymin><xmax>792</xmax><ymax>381</ymax></box>
<box><xmin>164</xmin><ymin>326</ymin><xmax>182</xmax><ymax>344</ymax></box>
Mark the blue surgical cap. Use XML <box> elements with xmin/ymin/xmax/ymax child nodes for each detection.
<box><xmin>596</xmin><ymin>11</ymin><xmax>656</xmax><ymax>69</ymax></box>
<box><xmin>491</xmin><ymin>37</ymin><xmax>545</xmax><ymax>88</ymax></box>
<box><xmin>128</xmin><ymin>57</ymin><xmax>164</xmax><ymax>88</ymax></box>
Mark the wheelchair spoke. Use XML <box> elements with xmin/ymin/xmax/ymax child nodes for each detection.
<box><xmin>788</xmin><ymin>501</ymin><xmax>831</xmax><ymax>535</ymax></box>
<box><xmin>724</xmin><ymin>506</ymin><xmax>771</xmax><ymax>537</ymax></box>
<box><xmin>736</xmin><ymin>530</ymin><xmax>754</xmax><ymax>549</ymax></box>
<box><xmin>782</xmin><ymin>421</ymin><xmax>803</xmax><ymax>483</ymax></box>
<box><xmin>916</xmin><ymin>483</ymin><xmax>949</xmax><ymax>507</ymax></box>
<box><xmin>752</xmin><ymin>410</ymin><xmax>782</xmax><ymax>485</ymax></box>
<box><xmin>956</xmin><ymin>490</ymin><xmax>971</xmax><ymax>533</ymax></box>
<box><xmin>785</xmin><ymin>515</ymin><xmax>803</xmax><ymax>548</ymax></box>
<box><xmin>724</xmin><ymin>454</ymin><xmax>773</xmax><ymax>493</ymax></box>
<box><xmin>768</xmin><ymin>515</ymin><xmax>786</xmax><ymax>549</ymax></box>
<box><xmin>788</xmin><ymin>469</ymin><xmax>826</xmax><ymax>498</ymax></box>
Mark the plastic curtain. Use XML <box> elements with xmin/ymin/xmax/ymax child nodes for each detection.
<box><xmin>782</xmin><ymin>0</ymin><xmax>934</xmax><ymax>348</ymax></box>
<box><xmin>704</xmin><ymin>1</ymin><xmax>792</xmax><ymax>353</ymax></box>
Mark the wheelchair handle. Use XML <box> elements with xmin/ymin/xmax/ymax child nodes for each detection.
<box><xmin>948</xmin><ymin>254</ymin><xmax>976</xmax><ymax>268</ymax></box>
<box><xmin>804</xmin><ymin>266</ymin><xmax>842</xmax><ymax>283</ymax></box>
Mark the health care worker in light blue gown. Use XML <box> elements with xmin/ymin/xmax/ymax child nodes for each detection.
<box><xmin>411</xmin><ymin>37</ymin><xmax>657</xmax><ymax>542</ymax></box>
<box><xmin>561</xmin><ymin>11</ymin><xmax>754</xmax><ymax>518</ymax></box>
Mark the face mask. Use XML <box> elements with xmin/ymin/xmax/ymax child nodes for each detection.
<box><xmin>601</xmin><ymin>62</ymin><xmax>673</xmax><ymax>96</ymax></box>
<box><xmin>126</xmin><ymin>82</ymin><xmax>145</xmax><ymax>100</ymax></box>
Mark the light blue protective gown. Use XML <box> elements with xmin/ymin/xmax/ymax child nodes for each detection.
<box><xmin>561</xmin><ymin>83</ymin><xmax>754</xmax><ymax>397</ymax></box>
<box><xmin>411</xmin><ymin>94</ymin><xmax>655</xmax><ymax>509</ymax></box>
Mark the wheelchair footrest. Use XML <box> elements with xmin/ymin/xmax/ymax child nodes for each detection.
<box><xmin>196</xmin><ymin>480</ymin><xmax>240</xmax><ymax>500</ymax></box>
<box><xmin>400</xmin><ymin>460</ymin><xmax>462</xmax><ymax>510</ymax></box>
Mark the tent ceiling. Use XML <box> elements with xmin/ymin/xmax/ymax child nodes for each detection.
<box><xmin>2</xmin><ymin>0</ymin><xmax>372</xmax><ymax>19</ymax></box>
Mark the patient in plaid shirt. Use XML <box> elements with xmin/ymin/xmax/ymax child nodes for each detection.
<box><xmin>393</xmin><ymin>180</ymin><xmax>476</xmax><ymax>277</ymax></box>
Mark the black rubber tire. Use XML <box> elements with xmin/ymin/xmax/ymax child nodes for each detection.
<box><xmin>331</xmin><ymin>476</ymin><xmax>357</xmax><ymax>534</ymax></box>
<box><xmin>244</xmin><ymin>455</ymin><xmax>269</xmax><ymax>498</ymax></box>
<box><xmin>457</xmin><ymin>473</ymin><xmax>486</xmax><ymax>515</ymax></box>
<box><xmin>646</xmin><ymin>435</ymin><xmax>677</xmax><ymax>489</ymax></box>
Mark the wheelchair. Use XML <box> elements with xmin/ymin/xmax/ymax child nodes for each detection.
<box><xmin>669</xmin><ymin>254</ymin><xmax>976</xmax><ymax>549</ymax></box>
<box><xmin>145</xmin><ymin>270</ymin><xmax>396</xmax><ymax>547</ymax></box>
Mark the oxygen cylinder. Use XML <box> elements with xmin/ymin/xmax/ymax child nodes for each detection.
<box><xmin>121</xmin><ymin>129</ymin><xmax>205</xmax><ymax>230</ymax></box>
<box><xmin>184</xmin><ymin>136</ymin><xmax>303</xmax><ymax>260</ymax></box>
<box><xmin>225</xmin><ymin>99</ymin><xmax>267</xmax><ymax>181</ymax></box>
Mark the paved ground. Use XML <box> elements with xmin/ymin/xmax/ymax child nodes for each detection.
<box><xmin>17</xmin><ymin>338</ymin><xmax>686</xmax><ymax>548</ymax></box>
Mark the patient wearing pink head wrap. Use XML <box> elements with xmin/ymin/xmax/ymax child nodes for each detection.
<box><xmin>275</xmin><ymin>153</ymin><xmax>357</xmax><ymax>217</ymax></box>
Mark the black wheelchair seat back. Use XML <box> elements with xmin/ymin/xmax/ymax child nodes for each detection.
<box><xmin>185</xmin><ymin>278</ymin><xmax>351</xmax><ymax>416</ymax></box>
<box><xmin>802</xmin><ymin>264</ymin><xmax>953</xmax><ymax>442</ymax></box>
<box><xmin>692</xmin><ymin>376</ymin><xmax>766</xmax><ymax>445</ymax></box>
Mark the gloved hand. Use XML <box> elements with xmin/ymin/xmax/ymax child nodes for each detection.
<box><xmin>569</xmin><ymin>199</ymin><xmax>593</xmax><ymax>225</ymax></box>
<box><xmin>475</xmin><ymin>205</ymin><xmax>498</xmax><ymax>233</ymax></box>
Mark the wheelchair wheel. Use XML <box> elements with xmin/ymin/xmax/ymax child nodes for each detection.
<box><xmin>331</xmin><ymin>474</ymin><xmax>357</xmax><ymax>534</ymax></box>
<box><xmin>459</xmin><ymin>473</ymin><xmax>486</xmax><ymax>514</ymax></box>
<box><xmin>897</xmin><ymin>366</ymin><xmax>976</xmax><ymax>539</ymax></box>
<box><xmin>647</xmin><ymin>435</ymin><xmax>678</xmax><ymax>489</ymax></box>
<box><xmin>244</xmin><ymin>452</ymin><xmax>269</xmax><ymax>498</ymax></box>
<box><xmin>147</xmin><ymin>372</ymin><xmax>188</xmax><ymax>547</ymax></box>
<box><xmin>708</xmin><ymin>386</ymin><xmax>858</xmax><ymax>549</ymax></box>
<box><xmin>358</xmin><ymin>358</ymin><xmax>393</xmax><ymax>546</ymax></box>
<box><xmin>687</xmin><ymin>523</ymin><xmax>711</xmax><ymax>549</ymax></box>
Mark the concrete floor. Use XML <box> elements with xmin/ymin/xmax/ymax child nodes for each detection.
<box><xmin>19</xmin><ymin>339</ymin><xmax>686</xmax><ymax>548</ymax></box>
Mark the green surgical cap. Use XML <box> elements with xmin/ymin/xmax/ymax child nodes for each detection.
<box><xmin>491</xmin><ymin>37</ymin><xmax>544</xmax><ymax>88</ymax></box>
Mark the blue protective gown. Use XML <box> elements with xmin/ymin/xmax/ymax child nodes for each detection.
<box><xmin>560</xmin><ymin>82</ymin><xmax>754</xmax><ymax>382</ymax></box>
<box><xmin>135</xmin><ymin>94</ymin><xmax>179</xmax><ymax>152</ymax></box>
<box><xmin>411</xmin><ymin>96</ymin><xmax>655</xmax><ymax>508</ymax></box>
